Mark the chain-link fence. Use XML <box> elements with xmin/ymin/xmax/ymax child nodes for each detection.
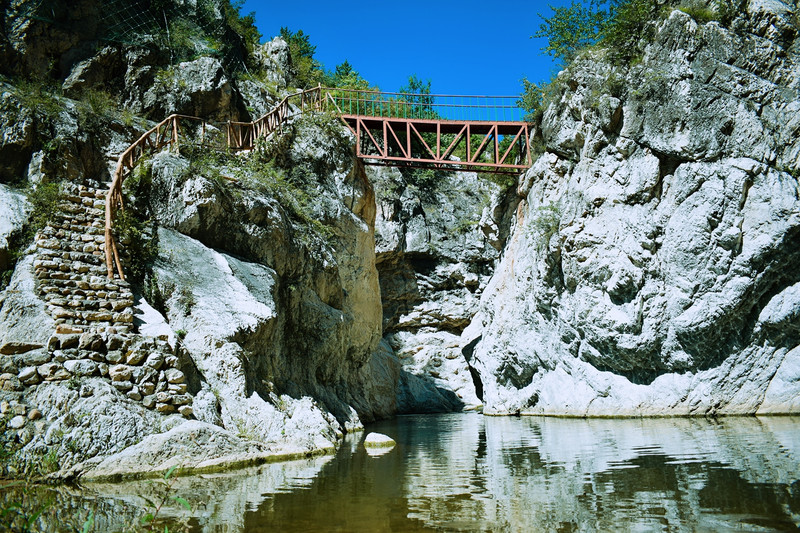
<box><xmin>26</xmin><ymin>0</ymin><xmax>251</xmax><ymax>75</ymax></box>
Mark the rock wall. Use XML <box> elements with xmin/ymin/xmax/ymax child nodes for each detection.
<box><xmin>368</xmin><ymin>166</ymin><xmax>513</xmax><ymax>412</ymax></box>
<box><xmin>141</xmin><ymin>115</ymin><xmax>387</xmax><ymax>453</ymax></box>
<box><xmin>0</xmin><ymin>0</ymin><xmax>380</xmax><ymax>477</ymax></box>
<box><xmin>468</xmin><ymin>1</ymin><xmax>800</xmax><ymax>415</ymax></box>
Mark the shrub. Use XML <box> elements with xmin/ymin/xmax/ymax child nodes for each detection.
<box><xmin>529</xmin><ymin>204</ymin><xmax>561</xmax><ymax>252</ymax></box>
<box><xmin>677</xmin><ymin>0</ymin><xmax>717</xmax><ymax>23</ymax></box>
<box><xmin>13</xmin><ymin>78</ymin><xmax>62</xmax><ymax>120</ymax></box>
<box><xmin>114</xmin><ymin>209</ymin><xmax>159</xmax><ymax>285</ymax></box>
<box><xmin>601</xmin><ymin>0</ymin><xmax>661</xmax><ymax>64</ymax></box>
<box><xmin>533</xmin><ymin>0</ymin><xmax>662</xmax><ymax>66</ymax></box>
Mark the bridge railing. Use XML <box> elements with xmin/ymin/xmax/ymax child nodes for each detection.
<box><xmin>105</xmin><ymin>85</ymin><xmax>528</xmax><ymax>279</ymax></box>
<box><xmin>324</xmin><ymin>88</ymin><xmax>525</xmax><ymax>122</ymax></box>
<box><xmin>104</xmin><ymin>87</ymin><xmax>324</xmax><ymax>279</ymax></box>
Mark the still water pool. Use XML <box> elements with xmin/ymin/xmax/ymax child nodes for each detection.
<box><xmin>6</xmin><ymin>413</ymin><xmax>800</xmax><ymax>531</ymax></box>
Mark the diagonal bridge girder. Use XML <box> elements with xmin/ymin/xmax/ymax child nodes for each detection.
<box><xmin>340</xmin><ymin>115</ymin><xmax>532</xmax><ymax>174</ymax></box>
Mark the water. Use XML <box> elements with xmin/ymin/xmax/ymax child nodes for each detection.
<box><xmin>3</xmin><ymin>414</ymin><xmax>800</xmax><ymax>532</ymax></box>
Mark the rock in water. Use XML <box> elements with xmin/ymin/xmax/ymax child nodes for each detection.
<box><xmin>364</xmin><ymin>432</ymin><xmax>396</xmax><ymax>449</ymax></box>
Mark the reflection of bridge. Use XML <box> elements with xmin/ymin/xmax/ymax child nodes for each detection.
<box><xmin>104</xmin><ymin>86</ymin><xmax>532</xmax><ymax>279</ymax></box>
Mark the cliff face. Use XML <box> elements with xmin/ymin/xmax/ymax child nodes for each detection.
<box><xmin>368</xmin><ymin>166</ymin><xmax>510</xmax><ymax>413</ymax></box>
<box><xmin>468</xmin><ymin>1</ymin><xmax>800</xmax><ymax>415</ymax></box>
<box><xmin>143</xmin><ymin>116</ymin><xmax>387</xmax><ymax>444</ymax></box>
<box><xmin>0</xmin><ymin>0</ymin><xmax>393</xmax><ymax>478</ymax></box>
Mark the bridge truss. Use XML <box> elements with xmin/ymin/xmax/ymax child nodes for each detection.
<box><xmin>326</xmin><ymin>89</ymin><xmax>532</xmax><ymax>175</ymax></box>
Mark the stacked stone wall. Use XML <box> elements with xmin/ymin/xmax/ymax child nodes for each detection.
<box><xmin>1</xmin><ymin>181</ymin><xmax>195</xmax><ymax>456</ymax></box>
<box><xmin>33</xmin><ymin>183</ymin><xmax>134</xmax><ymax>332</ymax></box>
<box><xmin>0</xmin><ymin>328</ymin><xmax>194</xmax><ymax>448</ymax></box>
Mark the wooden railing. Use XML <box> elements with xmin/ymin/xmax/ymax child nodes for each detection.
<box><xmin>104</xmin><ymin>86</ymin><xmax>325</xmax><ymax>279</ymax></box>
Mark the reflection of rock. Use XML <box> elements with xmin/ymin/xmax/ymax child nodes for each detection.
<box><xmin>9</xmin><ymin>414</ymin><xmax>796</xmax><ymax>531</ymax></box>
<box><xmin>2</xmin><ymin>454</ymin><xmax>335</xmax><ymax>532</ymax></box>
<box><xmin>399</xmin><ymin>414</ymin><xmax>800</xmax><ymax>531</ymax></box>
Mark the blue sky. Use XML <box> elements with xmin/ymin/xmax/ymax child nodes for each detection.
<box><xmin>241</xmin><ymin>0</ymin><xmax>574</xmax><ymax>97</ymax></box>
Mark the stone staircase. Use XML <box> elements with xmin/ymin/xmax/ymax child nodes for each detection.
<box><xmin>0</xmin><ymin>182</ymin><xmax>195</xmax><ymax>441</ymax></box>
<box><xmin>33</xmin><ymin>182</ymin><xmax>134</xmax><ymax>333</ymax></box>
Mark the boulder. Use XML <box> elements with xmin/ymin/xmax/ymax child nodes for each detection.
<box><xmin>140</xmin><ymin>56</ymin><xmax>246</xmax><ymax>121</ymax></box>
<box><xmin>363</xmin><ymin>432</ymin><xmax>395</xmax><ymax>448</ymax></box>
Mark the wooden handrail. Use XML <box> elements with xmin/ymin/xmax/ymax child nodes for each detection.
<box><xmin>104</xmin><ymin>86</ymin><xmax>326</xmax><ymax>279</ymax></box>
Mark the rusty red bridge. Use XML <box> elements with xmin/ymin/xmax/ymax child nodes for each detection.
<box><xmin>325</xmin><ymin>88</ymin><xmax>532</xmax><ymax>174</ymax></box>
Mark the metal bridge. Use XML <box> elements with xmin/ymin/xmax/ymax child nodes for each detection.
<box><xmin>104</xmin><ymin>86</ymin><xmax>532</xmax><ymax>279</ymax></box>
<box><xmin>325</xmin><ymin>88</ymin><xmax>531</xmax><ymax>174</ymax></box>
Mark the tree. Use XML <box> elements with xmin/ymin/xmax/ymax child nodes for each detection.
<box><xmin>533</xmin><ymin>0</ymin><xmax>661</xmax><ymax>65</ymax></box>
<box><xmin>222</xmin><ymin>0</ymin><xmax>261</xmax><ymax>51</ymax></box>
<box><xmin>532</xmin><ymin>0</ymin><xmax>608</xmax><ymax>63</ymax></box>
<box><xmin>279</xmin><ymin>27</ymin><xmax>322</xmax><ymax>88</ymax></box>
<box><xmin>398</xmin><ymin>74</ymin><xmax>434</xmax><ymax>118</ymax></box>
<box><xmin>518</xmin><ymin>77</ymin><xmax>545</xmax><ymax>123</ymax></box>
<box><xmin>329</xmin><ymin>60</ymin><xmax>371</xmax><ymax>90</ymax></box>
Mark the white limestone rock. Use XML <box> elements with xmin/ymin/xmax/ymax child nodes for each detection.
<box><xmin>0</xmin><ymin>254</ymin><xmax>54</xmax><ymax>355</ymax></box>
<box><xmin>468</xmin><ymin>1</ymin><xmax>800</xmax><ymax>416</ymax></box>
<box><xmin>0</xmin><ymin>183</ymin><xmax>30</xmax><ymax>270</ymax></box>
<box><xmin>364</xmin><ymin>432</ymin><xmax>395</xmax><ymax>448</ymax></box>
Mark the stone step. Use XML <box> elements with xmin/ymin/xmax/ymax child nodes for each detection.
<box><xmin>36</xmin><ymin>250</ymin><xmax>105</xmax><ymax>265</ymax></box>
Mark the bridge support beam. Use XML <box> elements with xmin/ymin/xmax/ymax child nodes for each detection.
<box><xmin>341</xmin><ymin>115</ymin><xmax>531</xmax><ymax>174</ymax></box>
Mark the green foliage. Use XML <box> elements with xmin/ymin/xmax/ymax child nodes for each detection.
<box><xmin>26</xmin><ymin>181</ymin><xmax>62</xmax><ymax>238</ymax></box>
<box><xmin>1</xmin><ymin>179</ymin><xmax>64</xmax><ymax>288</ymax></box>
<box><xmin>115</xmin><ymin>157</ymin><xmax>159</xmax><ymax>286</ymax></box>
<box><xmin>519</xmin><ymin>77</ymin><xmax>546</xmax><ymax>123</ymax></box>
<box><xmin>133</xmin><ymin>465</ymin><xmax>191</xmax><ymax>532</ymax></box>
<box><xmin>534</xmin><ymin>0</ymin><xmax>609</xmax><ymax>62</ymax></box>
<box><xmin>484</xmin><ymin>171</ymin><xmax>519</xmax><ymax>190</ymax></box>
<box><xmin>114</xmin><ymin>209</ymin><xmax>159</xmax><ymax>285</ymax></box>
<box><xmin>221</xmin><ymin>0</ymin><xmax>261</xmax><ymax>51</ymax></box>
<box><xmin>533</xmin><ymin>0</ymin><xmax>662</xmax><ymax>66</ymax></box>
<box><xmin>325</xmin><ymin>60</ymin><xmax>372</xmax><ymax>90</ymax></box>
<box><xmin>143</xmin><ymin>271</ymin><xmax>173</xmax><ymax>319</ymax></box>
<box><xmin>401</xmin><ymin>167</ymin><xmax>441</xmax><ymax>194</ymax></box>
<box><xmin>12</xmin><ymin>78</ymin><xmax>62</xmax><ymax>120</ymax></box>
<box><xmin>165</xmin><ymin>17</ymin><xmax>218</xmax><ymax>63</ymax></box>
<box><xmin>280</xmin><ymin>27</ymin><xmax>323</xmax><ymax>88</ymax></box>
<box><xmin>715</xmin><ymin>0</ymin><xmax>741</xmax><ymax>26</ymax></box>
<box><xmin>398</xmin><ymin>74</ymin><xmax>434</xmax><ymax>118</ymax></box>
<box><xmin>601</xmin><ymin>0</ymin><xmax>660</xmax><ymax>63</ymax></box>
<box><xmin>81</xmin><ymin>510</ymin><xmax>94</xmax><ymax>533</ymax></box>
<box><xmin>66</xmin><ymin>375</ymin><xmax>81</xmax><ymax>390</ymax></box>
<box><xmin>178</xmin><ymin>285</ymin><xmax>196</xmax><ymax>315</ymax></box>
<box><xmin>678</xmin><ymin>2</ymin><xmax>717</xmax><ymax>22</ymax></box>
<box><xmin>76</xmin><ymin>88</ymin><xmax>117</xmax><ymax>132</ymax></box>
<box><xmin>0</xmin><ymin>481</ymin><xmax>52</xmax><ymax>532</ymax></box>
<box><xmin>529</xmin><ymin>204</ymin><xmax>561</xmax><ymax>252</ymax></box>
<box><xmin>184</xmin><ymin>139</ymin><xmax>335</xmax><ymax>247</ymax></box>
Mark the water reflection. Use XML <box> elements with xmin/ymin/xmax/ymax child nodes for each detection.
<box><xmin>3</xmin><ymin>414</ymin><xmax>799</xmax><ymax>531</ymax></box>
